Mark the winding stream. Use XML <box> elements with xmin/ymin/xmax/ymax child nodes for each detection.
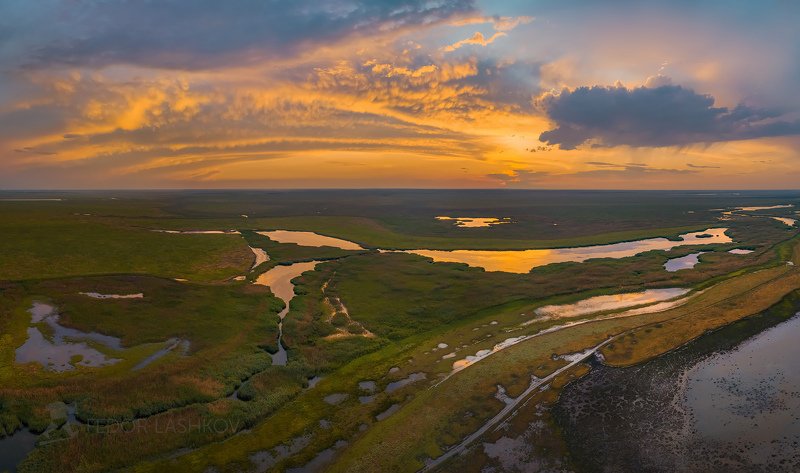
<box><xmin>254</xmin><ymin>261</ymin><xmax>322</xmax><ymax>365</ymax></box>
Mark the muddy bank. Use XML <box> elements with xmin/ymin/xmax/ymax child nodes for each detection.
<box><xmin>554</xmin><ymin>291</ymin><xmax>800</xmax><ymax>472</ymax></box>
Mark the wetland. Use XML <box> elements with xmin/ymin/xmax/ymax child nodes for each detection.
<box><xmin>1</xmin><ymin>189</ymin><xmax>799</xmax><ymax>472</ymax></box>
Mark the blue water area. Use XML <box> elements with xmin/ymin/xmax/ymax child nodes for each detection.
<box><xmin>0</xmin><ymin>428</ymin><xmax>37</xmax><ymax>472</ymax></box>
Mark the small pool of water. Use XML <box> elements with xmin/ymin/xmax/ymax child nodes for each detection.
<box><xmin>375</xmin><ymin>404</ymin><xmax>401</xmax><ymax>421</ymax></box>
<box><xmin>257</xmin><ymin>230</ymin><xmax>364</xmax><ymax>250</ymax></box>
<box><xmin>771</xmin><ymin>216</ymin><xmax>797</xmax><ymax>227</ymax></box>
<box><xmin>79</xmin><ymin>292</ymin><xmax>143</xmax><ymax>299</ymax></box>
<box><xmin>285</xmin><ymin>440</ymin><xmax>348</xmax><ymax>473</ymax></box>
<box><xmin>385</xmin><ymin>372</ymin><xmax>427</xmax><ymax>393</ymax></box>
<box><xmin>664</xmin><ymin>252</ymin><xmax>705</xmax><ymax>272</ymax></box>
<box><xmin>323</xmin><ymin>393</ymin><xmax>349</xmax><ymax>405</ymax></box>
<box><xmin>736</xmin><ymin>204</ymin><xmax>793</xmax><ymax>211</ymax></box>
<box><xmin>15</xmin><ymin>302</ymin><xmax>121</xmax><ymax>372</ymax></box>
<box><xmin>435</xmin><ymin>216</ymin><xmax>511</xmax><ymax>228</ymax></box>
<box><xmin>534</xmin><ymin>288</ymin><xmax>690</xmax><ymax>319</ymax></box>
<box><xmin>249</xmin><ymin>247</ymin><xmax>269</xmax><ymax>270</ymax></box>
<box><xmin>358</xmin><ymin>380</ymin><xmax>377</xmax><ymax>393</ymax></box>
<box><xmin>152</xmin><ymin>229</ymin><xmax>237</xmax><ymax>234</ymax></box>
<box><xmin>729</xmin><ymin>248</ymin><xmax>754</xmax><ymax>255</ymax></box>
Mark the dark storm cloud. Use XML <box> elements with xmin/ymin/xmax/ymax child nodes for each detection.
<box><xmin>2</xmin><ymin>0</ymin><xmax>475</xmax><ymax>70</ymax></box>
<box><xmin>538</xmin><ymin>84</ymin><xmax>800</xmax><ymax>149</ymax></box>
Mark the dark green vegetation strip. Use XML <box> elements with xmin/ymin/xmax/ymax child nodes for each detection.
<box><xmin>0</xmin><ymin>204</ymin><xmax>251</xmax><ymax>282</ymax></box>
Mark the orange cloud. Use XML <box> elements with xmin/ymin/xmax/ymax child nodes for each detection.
<box><xmin>443</xmin><ymin>31</ymin><xmax>507</xmax><ymax>52</ymax></box>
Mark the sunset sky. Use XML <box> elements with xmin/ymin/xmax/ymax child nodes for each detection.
<box><xmin>1</xmin><ymin>0</ymin><xmax>799</xmax><ymax>189</ymax></box>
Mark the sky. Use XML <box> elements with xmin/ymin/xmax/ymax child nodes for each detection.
<box><xmin>1</xmin><ymin>0</ymin><xmax>799</xmax><ymax>189</ymax></box>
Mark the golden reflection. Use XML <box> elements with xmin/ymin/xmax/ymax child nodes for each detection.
<box><xmin>406</xmin><ymin>228</ymin><xmax>732</xmax><ymax>273</ymax></box>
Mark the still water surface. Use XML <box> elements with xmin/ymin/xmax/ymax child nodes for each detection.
<box><xmin>254</xmin><ymin>261</ymin><xmax>322</xmax><ymax>365</ymax></box>
<box><xmin>257</xmin><ymin>230</ymin><xmax>364</xmax><ymax>250</ymax></box>
<box><xmin>406</xmin><ymin>228</ymin><xmax>732</xmax><ymax>273</ymax></box>
<box><xmin>556</xmin><ymin>292</ymin><xmax>800</xmax><ymax>472</ymax></box>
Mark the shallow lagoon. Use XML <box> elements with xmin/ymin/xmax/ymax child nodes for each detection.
<box><xmin>534</xmin><ymin>288</ymin><xmax>690</xmax><ymax>319</ymax></box>
<box><xmin>664</xmin><ymin>252</ymin><xmax>705</xmax><ymax>271</ymax></box>
<box><xmin>257</xmin><ymin>230</ymin><xmax>364</xmax><ymax>250</ymax></box>
<box><xmin>406</xmin><ymin>228</ymin><xmax>732</xmax><ymax>273</ymax></box>
<box><xmin>771</xmin><ymin>216</ymin><xmax>797</xmax><ymax>227</ymax></box>
<box><xmin>15</xmin><ymin>302</ymin><xmax>121</xmax><ymax>371</ymax></box>
<box><xmin>685</xmin><ymin>317</ymin><xmax>800</xmax><ymax>461</ymax></box>
<box><xmin>555</xmin><ymin>292</ymin><xmax>800</xmax><ymax>472</ymax></box>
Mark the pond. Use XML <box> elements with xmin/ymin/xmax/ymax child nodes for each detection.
<box><xmin>257</xmin><ymin>230</ymin><xmax>364</xmax><ymax>250</ymax></box>
<box><xmin>664</xmin><ymin>252</ymin><xmax>705</xmax><ymax>271</ymax></box>
<box><xmin>771</xmin><ymin>216</ymin><xmax>797</xmax><ymax>227</ymax></box>
<box><xmin>79</xmin><ymin>292</ymin><xmax>143</xmax><ymax>299</ymax></box>
<box><xmin>249</xmin><ymin>247</ymin><xmax>269</xmax><ymax>270</ymax></box>
<box><xmin>435</xmin><ymin>216</ymin><xmax>511</xmax><ymax>228</ymax></box>
<box><xmin>534</xmin><ymin>288</ymin><xmax>690</xmax><ymax>319</ymax></box>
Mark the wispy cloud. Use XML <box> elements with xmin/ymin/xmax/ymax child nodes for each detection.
<box><xmin>4</xmin><ymin>0</ymin><xmax>477</xmax><ymax>70</ymax></box>
<box><xmin>686</xmin><ymin>163</ymin><xmax>721</xmax><ymax>169</ymax></box>
<box><xmin>443</xmin><ymin>31</ymin><xmax>506</xmax><ymax>52</ymax></box>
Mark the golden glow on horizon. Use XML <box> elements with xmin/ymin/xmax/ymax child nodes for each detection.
<box><xmin>1</xmin><ymin>4</ymin><xmax>797</xmax><ymax>189</ymax></box>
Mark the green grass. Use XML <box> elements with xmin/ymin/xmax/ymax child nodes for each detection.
<box><xmin>0</xmin><ymin>218</ymin><xmax>251</xmax><ymax>282</ymax></box>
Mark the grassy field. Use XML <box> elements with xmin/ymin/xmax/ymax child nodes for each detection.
<box><xmin>0</xmin><ymin>202</ymin><xmax>252</xmax><ymax>282</ymax></box>
<box><xmin>9</xmin><ymin>189</ymin><xmax>799</xmax><ymax>250</ymax></box>
<box><xmin>0</xmin><ymin>190</ymin><xmax>798</xmax><ymax>472</ymax></box>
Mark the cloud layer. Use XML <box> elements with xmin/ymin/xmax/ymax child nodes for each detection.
<box><xmin>3</xmin><ymin>0</ymin><xmax>476</xmax><ymax>70</ymax></box>
<box><xmin>0</xmin><ymin>1</ymin><xmax>799</xmax><ymax>189</ymax></box>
